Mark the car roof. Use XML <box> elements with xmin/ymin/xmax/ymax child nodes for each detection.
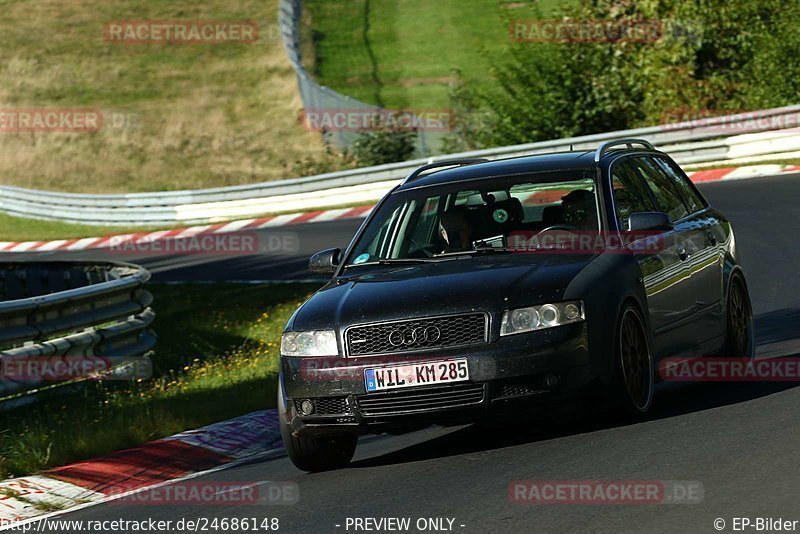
<box><xmin>397</xmin><ymin>148</ymin><xmax>657</xmax><ymax>190</ymax></box>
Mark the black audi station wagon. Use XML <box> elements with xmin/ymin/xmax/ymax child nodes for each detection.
<box><xmin>278</xmin><ymin>139</ymin><xmax>754</xmax><ymax>471</ymax></box>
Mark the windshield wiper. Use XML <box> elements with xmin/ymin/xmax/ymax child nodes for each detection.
<box><xmin>433</xmin><ymin>247</ymin><xmax>516</xmax><ymax>257</ymax></box>
<box><xmin>473</xmin><ymin>246</ymin><xmax>516</xmax><ymax>254</ymax></box>
<box><xmin>343</xmin><ymin>258</ymin><xmax>451</xmax><ymax>269</ymax></box>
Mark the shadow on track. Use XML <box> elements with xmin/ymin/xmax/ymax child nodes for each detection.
<box><xmin>348</xmin><ymin>374</ymin><xmax>798</xmax><ymax>469</ymax></box>
<box><xmin>756</xmin><ymin>307</ymin><xmax>800</xmax><ymax>347</ymax></box>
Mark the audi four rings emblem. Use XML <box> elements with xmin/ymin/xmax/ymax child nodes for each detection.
<box><xmin>388</xmin><ymin>326</ymin><xmax>442</xmax><ymax>346</ymax></box>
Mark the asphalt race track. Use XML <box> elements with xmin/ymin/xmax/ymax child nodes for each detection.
<box><xmin>19</xmin><ymin>173</ymin><xmax>800</xmax><ymax>533</ymax></box>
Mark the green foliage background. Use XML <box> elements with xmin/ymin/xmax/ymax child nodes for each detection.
<box><xmin>446</xmin><ymin>0</ymin><xmax>800</xmax><ymax>150</ymax></box>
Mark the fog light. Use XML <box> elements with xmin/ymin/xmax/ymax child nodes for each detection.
<box><xmin>299</xmin><ymin>399</ymin><xmax>315</xmax><ymax>415</ymax></box>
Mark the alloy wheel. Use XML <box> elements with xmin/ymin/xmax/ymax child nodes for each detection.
<box><xmin>727</xmin><ymin>277</ymin><xmax>753</xmax><ymax>359</ymax></box>
<box><xmin>619</xmin><ymin>307</ymin><xmax>653</xmax><ymax>412</ymax></box>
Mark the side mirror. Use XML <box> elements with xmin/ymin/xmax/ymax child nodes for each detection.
<box><xmin>308</xmin><ymin>248</ymin><xmax>341</xmax><ymax>274</ymax></box>
<box><xmin>627</xmin><ymin>212</ymin><xmax>673</xmax><ymax>232</ymax></box>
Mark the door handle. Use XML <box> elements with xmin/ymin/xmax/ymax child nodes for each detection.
<box><xmin>707</xmin><ymin>231</ymin><xmax>717</xmax><ymax>245</ymax></box>
<box><xmin>678</xmin><ymin>247</ymin><xmax>689</xmax><ymax>261</ymax></box>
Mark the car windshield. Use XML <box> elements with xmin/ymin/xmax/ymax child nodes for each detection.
<box><xmin>344</xmin><ymin>172</ymin><xmax>599</xmax><ymax>266</ymax></box>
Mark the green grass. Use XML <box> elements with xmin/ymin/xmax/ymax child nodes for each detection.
<box><xmin>0</xmin><ymin>0</ymin><xmax>332</xmax><ymax>193</ymax></box>
<box><xmin>0</xmin><ymin>213</ymin><xmax>177</xmax><ymax>243</ymax></box>
<box><xmin>0</xmin><ymin>283</ymin><xmax>319</xmax><ymax>478</ymax></box>
<box><xmin>305</xmin><ymin>0</ymin><xmax>565</xmax><ymax>109</ymax></box>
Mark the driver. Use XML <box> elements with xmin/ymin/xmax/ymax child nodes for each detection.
<box><xmin>440</xmin><ymin>206</ymin><xmax>476</xmax><ymax>252</ymax></box>
<box><xmin>560</xmin><ymin>189</ymin><xmax>597</xmax><ymax>230</ymax></box>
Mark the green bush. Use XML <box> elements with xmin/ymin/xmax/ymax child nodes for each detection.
<box><xmin>446</xmin><ymin>0</ymin><xmax>800</xmax><ymax>149</ymax></box>
<box><xmin>352</xmin><ymin>127</ymin><xmax>417</xmax><ymax>166</ymax></box>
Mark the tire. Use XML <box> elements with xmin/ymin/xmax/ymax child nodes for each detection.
<box><xmin>725</xmin><ymin>274</ymin><xmax>755</xmax><ymax>361</ymax></box>
<box><xmin>278</xmin><ymin>387</ymin><xmax>357</xmax><ymax>472</ymax></box>
<box><xmin>609</xmin><ymin>303</ymin><xmax>654</xmax><ymax>416</ymax></box>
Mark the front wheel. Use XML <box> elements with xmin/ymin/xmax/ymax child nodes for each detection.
<box><xmin>609</xmin><ymin>303</ymin><xmax>654</xmax><ymax>415</ymax></box>
<box><xmin>725</xmin><ymin>274</ymin><xmax>755</xmax><ymax>361</ymax></box>
<box><xmin>278</xmin><ymin>387</ymin><xmax>357</xmax><ymax>472</ymax></box>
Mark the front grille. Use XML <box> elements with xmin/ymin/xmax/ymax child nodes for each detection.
<box><xmin>356</xmin><ymin>383</ymin><xmax>485</xmax><ymax>416</ymax></box>
<box><xmin>296</xmin><ymin>397</ymin><xmax>349</xmax><ymax>415</ymax></box>
<box><xmin>346</xmin><ymin>313</ymin><xmax>488</xmax><ymax>356</ymax></box>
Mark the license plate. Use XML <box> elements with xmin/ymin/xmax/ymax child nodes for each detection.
<box><xmin>364</xmin><ymin>359</ymin><xmax>469</xmax><ymax>392</ymax></box>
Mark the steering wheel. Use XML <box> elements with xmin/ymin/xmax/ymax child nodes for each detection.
<box><xmin>537</xmin><ymin>224</ymin><xmax>579</xmax><ymax>234</ymax></box>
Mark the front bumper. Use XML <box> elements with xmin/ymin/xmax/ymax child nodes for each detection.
<box><xmin>280</xmin><ymin>322</ymin><xmax>593</xmax><ymax>435</ymax></box>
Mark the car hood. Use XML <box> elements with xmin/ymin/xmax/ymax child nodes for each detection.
<box><xmin>289</xmin><ymin>254</ymin><xmax>596</xmax><ymax>331</ymax></box>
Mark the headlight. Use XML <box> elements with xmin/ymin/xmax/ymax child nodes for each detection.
<box><xmin>500</xmin><ymin>301</ymin><xmax>584</xmax><ymax>336</ymax></box>
<box><xmin>281</xmin><ymin>330</ymin><xmax>339</xmax><ymax>357</ymax></box>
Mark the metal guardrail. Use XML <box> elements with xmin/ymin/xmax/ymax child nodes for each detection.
<box><xmin>277</xmin><ymin>0</ymin><xmax>440</xmax><ymax>156</ymax></box>
<box><xmin>0</xmin><ymin>261</ymin><xmax>155</xmax><ymax>399</ymax></box>
<box><xmin>0</xmin><ymin>105</ymin><xmax>799</xmax><ymax>225</ymax></box>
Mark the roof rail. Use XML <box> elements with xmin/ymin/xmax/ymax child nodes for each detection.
<box><xmin>594</xmin><ymin>138</ymin><xmax>656</xmax><ymax>163</ymax></box>
<box><xmin>402</xmin><ymin>158</ymin><xmax>490</xmax><ymax>184</ymax></box>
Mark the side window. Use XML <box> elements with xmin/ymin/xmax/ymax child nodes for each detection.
<box><xmin>653</xmin><ymin>157</ymin><xmax>706</xmax><ymax>214</ymax></box>
<box><xmin>633</xmin><ymin>157</ymin><xmax>689</xmax><ymax>222</ymax></box>
<box><xmin>408</xmin><ymin>197</ymin><xmax>441</xmax><ymax>247</ymax></box>
<box><xmin>611</xmin><ymin>161</ymin><xmax>657</xmax><ymax>230</ymax></box>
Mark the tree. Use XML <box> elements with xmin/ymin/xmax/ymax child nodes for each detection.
<box><xmin>445</xmin><ymin>0</ymin><xmax>800</xmax><ymax>149</ymax></box>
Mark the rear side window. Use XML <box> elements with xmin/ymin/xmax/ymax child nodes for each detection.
<box><xmin>632</xmin><ymin>157</ymin><xmax>689</xmax><ymax>222</ymax></box>
<box><xmin>611</xmin><ymin>161</ymin><xmax>657</xmax><ymax>230</ymax></box>
<box><xmin>653</xmin><ymin>157</ymin><xmax>706</xmax><ymax>213</ymax></box>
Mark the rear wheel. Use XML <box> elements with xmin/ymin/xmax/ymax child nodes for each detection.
<box><xmin>611</xmin><ymin>304</ymin><xmax>654</xmax><ymax>415</ymax></box>
<box><xmin>725</xmin><ymin>274</ymin><xmax>754</xmax><ymax>360</ymax></box>
<box><xmin>278</xmin><ymin>387</ymin><xmax>357</xmax><ymax>472</ymax></box>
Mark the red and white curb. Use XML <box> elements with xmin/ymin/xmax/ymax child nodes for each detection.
<box><xmin>0</xmin><ymin>410</ymin><xmax>280</xmax><ymax>526</ymax></box>
<box><xmin>1</xmin><ymin>164</ymin><xmax>798</xmax><ymax>255</ymax></box>
<box><xmin>0</xmin><ymin>206</ymin><xmax>374</xmax><ymax>254</ymax></box>
<box><xmin>687</xmin><ymin>163</ymin><xmax>800</xmax><ymax>183</ymax></box>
